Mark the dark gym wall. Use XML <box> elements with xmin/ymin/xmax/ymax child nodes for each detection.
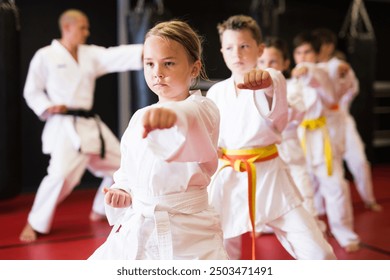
<box><xmin>161</xmin><ymin>0</ymin><xmax>389</xmax><ymax>164</ymax></box>
<box><xmin>163</xmin><ymin>0</ymin><xmax>390</xmax><ymax>81</ymax></box>
<box><xmin>13</xmin><ymin>0</ymin><xmax>390</xmax><ymax>194</ymax></box>
<box><xmin>0</xmin><ymin>1</ymin><xmax>22</xmax><ymax>200</ymax></box>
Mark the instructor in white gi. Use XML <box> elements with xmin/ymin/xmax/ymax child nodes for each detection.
<box><xmin>20</xmin><ymin>9</ymin><xmax>143</xmax><ymax>242</ymax></box>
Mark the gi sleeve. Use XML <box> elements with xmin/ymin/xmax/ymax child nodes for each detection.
<box><xmin>145</xmin><ymin>94</ymin><xmax>220</xmax><ymax>163</ymax></box>
<box><xmin>111</xmin><ymin>126</ymin><xmax>132</xmax><ymax>193</ymax></box>
<box><xmin>299</xmin><ymin>62</ymin><xmax>336</xmax><ymax>108</ymax></box>
<box><xmin>23</xmin><ymin>50</ymin><xmax>53</xmax><ymax>120</ymax></box>
<box><xmin>254</xmin><ymin>68</ymin><xmax>288</xmax><ymax>133</ymax></box>
<box><xmin>340</xmin><ymin>70</ymin><xmax>359</xmax><ymax>109</ymax></box>
<box><xmin>105</xmin><ymin>124</ymin><xmax>133</xmax><ymax>225</ymax></box>
<box><xmin>91</xmin><ymin>44</ymin><xmax>143</xmax><ymax>77</ymax></box>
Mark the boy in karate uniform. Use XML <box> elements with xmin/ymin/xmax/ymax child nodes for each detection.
<box><xmin>207</xmin><ymin>15</ymin><xmax>336</xmax><ymax>260</ymax></box>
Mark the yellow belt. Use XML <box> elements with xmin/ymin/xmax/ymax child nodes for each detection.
<box><xmin>300</xmin><ymin>116</ymin><xmax>333</xmax><ymax>176</ymax></box>
<box><xmin>219</xmin><ymin>144</ymin><xmax>278</xmax><ymax>260</ymax></box>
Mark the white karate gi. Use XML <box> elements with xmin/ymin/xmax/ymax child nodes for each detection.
<box><xmin>89</xmin><ymin>91</ymin><xmax>228</xmax><ymax>260</ymax></box>
<box><xmin>23</xmin><ymin>40</ymin><xmax>143</xmax><ymax>233</ymax></box>
<box><xmin>318</xmin><ymin>57</ymin><xmax>353</xmax><ymax>157</ymax></box>
<box><xmin>207</xmin><ymin>69</ymin><xmax>335</xmax><ymax>260</ymax></box>
<box><xmin>338</xmin><ymin>69</ymin><xmax>378</xmax><ymax>206</ymax></box>
<box><xmin>277</xmin><ymin>80</ymin><xmax>317</xmax><ymax>217</ymax></box>
<box><xmin>295</xmin><ymin>62</ymin><xmax>360</xmax><ymax>248</ymax></box>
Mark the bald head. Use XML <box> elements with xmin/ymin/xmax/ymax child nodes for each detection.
<box><xmin>58</xmin><ymin>9</ymin><xmax>90</xmax><ymax>48</ymax></box>
<box><xmin>58</xmin><ymin>9</ymin><xmax>88</xmax><ymax>32</ymax></box>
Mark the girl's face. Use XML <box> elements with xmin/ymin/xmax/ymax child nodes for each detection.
<box><xmin>220</xmin><ymin>29</ymin><xmax>263</xmax><ymax>80</ymax></box>
<box><xmin>293</xmin><ymin>43</ymin><xmax>317</xmax><ymax>64</ymax></box>
<box><xmin>143</xmin><ymin>35</ymin><xmax>200</xmax><ymax>103</ymax></box>
<box><xmin>258</xmin><ymin>46</ymin><xmax>290</xmax><ymax>72</ymax></box>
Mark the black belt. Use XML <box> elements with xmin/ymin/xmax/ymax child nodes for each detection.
<box><xmin>61</xmin><ymin>109</ymin><xmax>106</xmax><ymax>159</ymax></box>
<box><xmin>64</xmin><ymin>109</ymin><xmax>96</xmax><ymax>118</ymax></box>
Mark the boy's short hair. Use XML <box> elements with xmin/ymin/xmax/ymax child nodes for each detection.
<box><xmin>263</xmin><ymin>36</ymin><xmax>291</xmax><ymax>78</ymax></box>
<box><xmin>292</xmin><ymin>31</ymin><xmax>321</xmax><ymax>54</ymax></box>
<box><xmin>264</xmin><ymin>36</ymin><xmax>290</xmax><ymax>61</ymax></box>
<box><xmin>312</xmin><ymin>28</ymin><xmax>337</xmax><ymax>46</ymax></box>
<box><xmin>217</xmin><ymin>15</ymin><xmax>262</xmax><ymax>44</ymax></box>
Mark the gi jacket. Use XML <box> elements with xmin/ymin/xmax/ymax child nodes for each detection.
<box><xmin>23</xmin><ymin>40</ymin><xmax>143</xmax><ymax>154</ymax></box>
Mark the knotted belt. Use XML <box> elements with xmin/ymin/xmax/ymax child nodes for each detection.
<box><xmin>61</xmin><ymin>109</ymin><xmax>105</xmax><ymax>159</ymax></box>
<box><xmin>300</xmin><ymin>116</ymin><xmax>333</xmax><ymax>176</ymax></box>
<box><xmin>218</xmin><ymin>144</ymin><xmax>279</xmax><ymax>260</ymax></box>
<box><xmin>128</xmin><ymin>189</ymin><xmax>209</xmax><ymax>259</ymax></box>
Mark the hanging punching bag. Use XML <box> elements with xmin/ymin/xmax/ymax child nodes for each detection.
<box><xmin>0</xmin><ymin>0</ymin><xmax>22</xmax><ymax>200</ymax></box>
<box><xmin>128</xmin><ymin>0</ymin><xmax>171</xmax><ymax>113</ymax></box>
<box><xmin>249</xmin><ymin>0</ymin><xmax>286</xmax><ymax>38</ymax></box>
<box><xmin>339</xmin><ymin>0</ymin><xmax>376</xmax><ymax>161</ymax></box>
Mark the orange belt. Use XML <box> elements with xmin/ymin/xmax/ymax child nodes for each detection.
<box><xmin>219</xmin><ymin>144</ymin><xmax>279</xmax><ymax>260</ymax></box>
<box><xmin>300</xmin><ymin>116</ymin><xmax>333</xmax><ymax>176</ymax></box>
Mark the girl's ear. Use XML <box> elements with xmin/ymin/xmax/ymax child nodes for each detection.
<box><xmin>191</xmin><ymin>60</ymin><xmax>201</xmax><ymax>77</ymax></box>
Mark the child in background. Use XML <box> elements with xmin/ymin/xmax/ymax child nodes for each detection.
<box><xmin>292</xmin><ymin>31</ymin><xmax>360</xmax><ymax>252</ymax></box>
<box><xmin>207</xmin><ymin>15</ymin><xmax>336</xmax><ymax>260</ymax></box>
<box><xmin>89</xmin><ymin>20</ymin><xmax>228</xmax><ymax>260</ymax></box>
<box><xmin>313</xmin><ymin>27</ymin><xmax>382</xmax><ymax>212</ymax></box>
<box><xmin>258</xmin><ymin>37</ymin><xmax>321</xmax><ymax>227</ymax></box>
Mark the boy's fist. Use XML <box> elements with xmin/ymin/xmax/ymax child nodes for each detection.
<box><xmin>237</xmin><ymin>69</ymin><xmax>272</xmax><ymax>90</ymax></box>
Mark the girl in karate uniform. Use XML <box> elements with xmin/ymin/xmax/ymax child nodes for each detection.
<box><xmin>89</xmin><ymin>20</ymin><xmax>228</xmax><ymax>260</ymax></box>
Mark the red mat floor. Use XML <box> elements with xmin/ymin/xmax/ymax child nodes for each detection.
<box><xmin>0</xmin><ymin>164</ymin><xmax>389</xmax><ymax>260</ymax></box>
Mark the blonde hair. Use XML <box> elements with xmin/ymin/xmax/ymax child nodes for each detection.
<box><xmin>145</xmin><ymin>20</ymin><xmax>208</xmax><ymax>87</ymax></box>
<box><xmin>58</xmin><ymin>9</ymin><xmax>87</xmax><ymax>32</ymax></box>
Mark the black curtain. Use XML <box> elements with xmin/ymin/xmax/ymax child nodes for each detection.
<box><xmin>339</xmin><ymin>0</ymin><xmax>377</xmax><ymax>161</ymax></box>
<box><xmin>345</xmin><ymin>37</ymin><xmax>376</xmax><ymax>161</ymax></box>
<box><xmin>0</xmin><ymin>0</ymin><xmax>22</xmax><ymax>200</ymax></box>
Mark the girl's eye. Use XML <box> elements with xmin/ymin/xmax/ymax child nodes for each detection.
<box><xmin>165</xmin><ymin>61</ymin><xmax>174</xmax><ymax>67</ymax></box>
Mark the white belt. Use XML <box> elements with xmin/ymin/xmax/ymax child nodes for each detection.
<box><xmin>129</xmin><ymin>188</ymin><xmax>209</xmax><ymax>259</ymax></box>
